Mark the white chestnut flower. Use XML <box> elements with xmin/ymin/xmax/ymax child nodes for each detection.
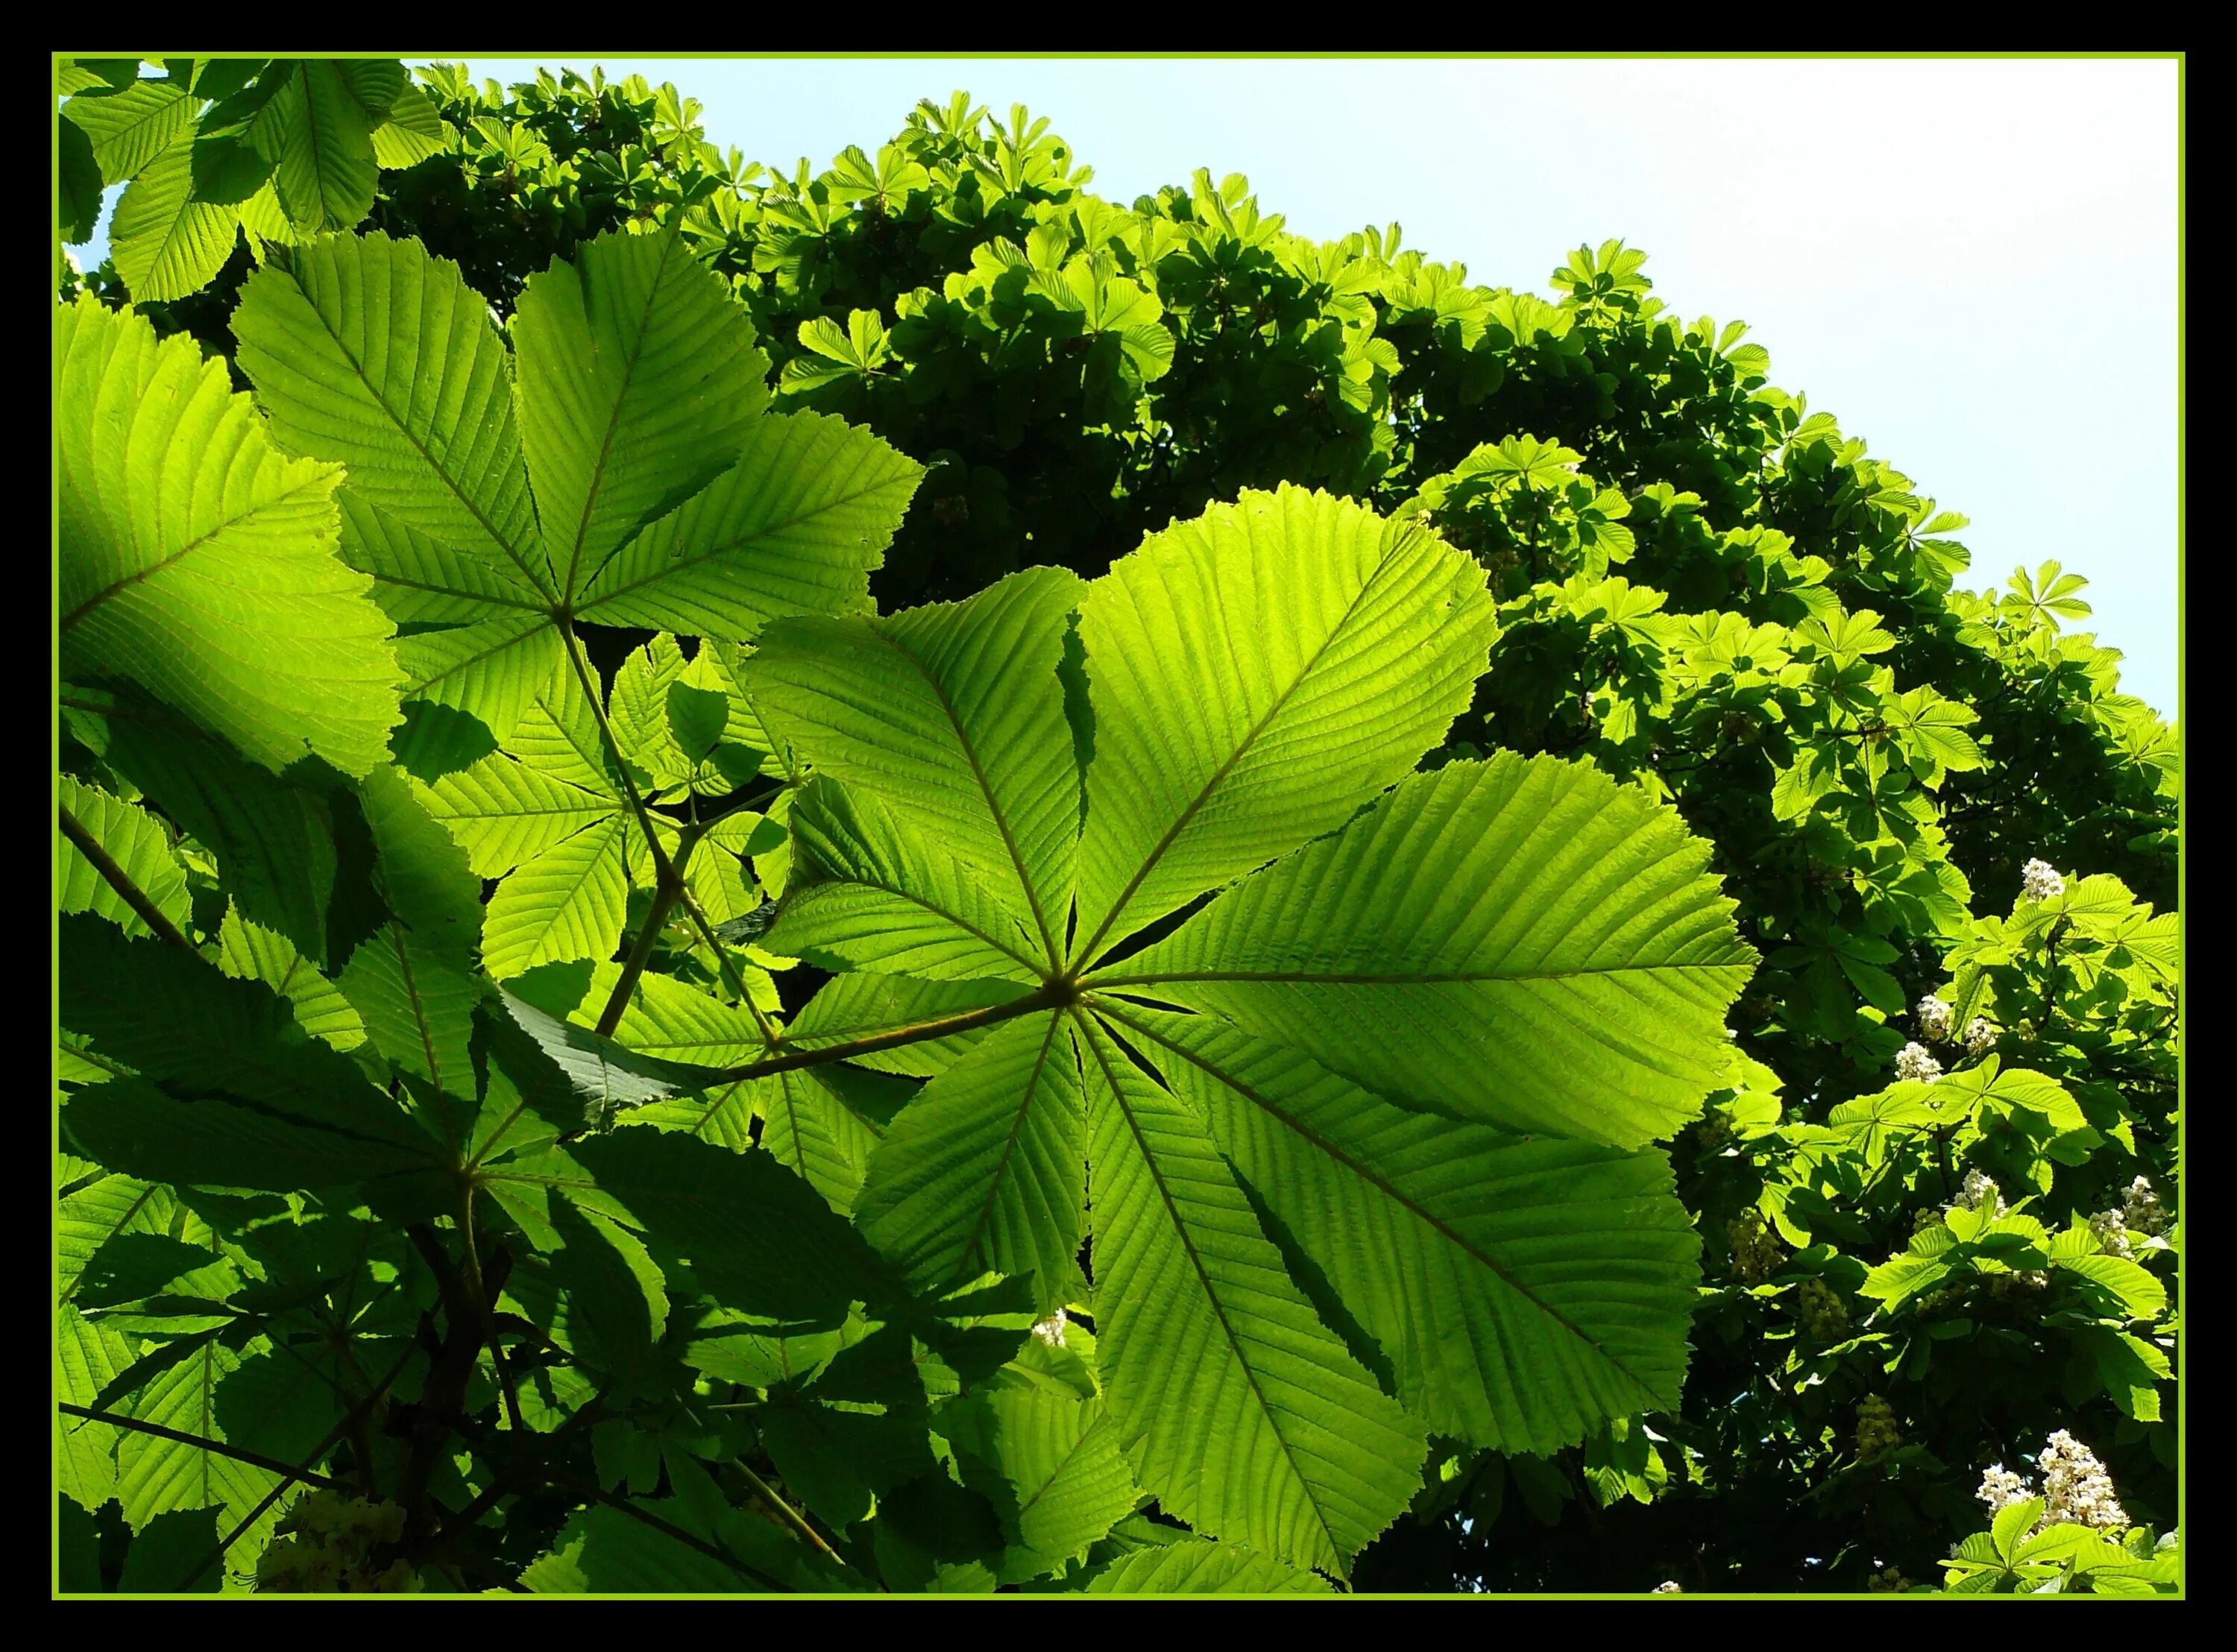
<box><xmin>2022</xmin><ymin>858</ymin><xmax>2065</xmax><ymax>902</ymax></box>
<box><xmin>2088</xmin><ymin>1208</ymin><xmax>2133</xmax><ymax>1260</ymax></box>
<box><xmin>1916</xmin><ymin>995</ymin><xmax>1954</xmax><ymax>1041</ymax></box>
<box><xmin>1976</xmin><ymin>1463</ymin><xmax>2032</xmax><ymax>1514</ymax></box>
<box><xmin>1031</xmin><ymin>1308</ymin><xmax>1069</xmax><ymax>1347</ymax></box>
<box><xmin>1953</xmin><ymin>1168</ymin><xmax>2008</xmax><ymax>1219</ymax></box>
<box><xmin>1964</xmin><ymin>1017</ymin><xmax>1998</xmax><ymax>1056</ymax></box>
<box><xmin>2122</xmin><ymin>1176</ymin><xmax>2166</xmax><ymax>1238</ymax></box>
<box><xmin>2037</xmin><ymin>1431</ymin><xmax>2127</xmax><ymax>1532</ymax></box>
<box><xmin>1895</xmin><ymin>1041</ymin><xmax>1943</xmax><ymax>1083</ymax></box>
<box><xmin>1651</xmin><ymin>1580</ymin><xmax>1682</xmax><ymax>1593</ymax></box>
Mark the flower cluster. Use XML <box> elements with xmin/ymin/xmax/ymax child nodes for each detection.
<box><xmin>1895</xmin><ymin>1041</ymin><xmax>1943</xmax><ymax>1083</ymax></box>
<box><xmin>1915</xmin><ymin>994</ymin><xmax>1954</xmax><ymax>1042</ymax></box>
<box><xmin>1986</xmin><ymin>1269</ymin><xmax>2049</xmax><ymax>1299</ymax></box>
<box><xmin>1867</xmin><ymin>1566</ymin><xmax>1913</xmax><ymax>1593</ymax></box>
<box><xmin>1794</xmin><ymin>1278</ymin><xmax>1850</xmax><ymax>1340</ymax></box>
<box><xmin>1855</xmin><ymin>1395</ymin><xmax>1901</xmax><ymax>1460</ymax></box>
<box><xmin>1726</xmin><ymin>1209</ymin><xmax>1784</xmax><ymax>1285</ymax></box>
<box><xmin>2022</xmin><ymin>858</ymin><xmax>2065</xmax><ymax>902</ymax></box>
<box><xmin>1964</xmin><ymin>1016</ymin><xmax>1998</xmax><ymax>1056</ymax></box>
<box><xmin>1953</xmin><ymin>1168</ymin><xmax>2008</xmax><ymax>1219</ymax></box>
<box><xmin>2122</xmin><ymin>1176</ymin><xmax>2167</xmax><ymax>1238</ymax></box>
<box><xmin>1976</xmin><ymin>1462</ymin><xmax>2032</xmax><ymax>1516</ymax></box>
<box><xmin>1031</xmin><ymin>1308</ymin><xmax>1069</xmax><ymax>1347</ymax></box>
<box><xmin>2037</xmin><ymin>1431</ymin><xmax>2127</xmax><ymax>1532</ymax></box>
<box><xmin>1972</xmin><ymin>1434</ymin><xmax>2130</xmax><ymax>1539</ymax></box>
<box><xmin>254</xmin><ymin>1492</ymin><xmax>417</xmax><ymax>1594</ymax></box>
<box><xmin>2089</xmin><ymin>1208</ymin><xmax>2133</xmax><ymax>1259</ymax></box>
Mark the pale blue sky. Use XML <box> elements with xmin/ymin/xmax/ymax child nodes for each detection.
<box><xmin>78</xmin><ymin>57</ymin><xmax>2183</xmax><ymax>716</ymax></box>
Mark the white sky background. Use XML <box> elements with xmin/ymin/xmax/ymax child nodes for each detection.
<box><xmin>82</xmin><ymin>57</ymin><xmax>2182</xmax><ymax>716</ymax></box>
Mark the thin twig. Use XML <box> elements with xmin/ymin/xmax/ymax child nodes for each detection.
<box><xmin>729</xmin><ymin>1455</ymin><xmax>853</xmax><ymax>1571</ymax></box>
<box><xmin>676</xmin><ymin>884</ymin><xmax>780</xmax><ymax>1049</ymax></box>
<box><xmin>59</xmin><ymin>1403</ymin><xmax>354</xmax><ymax>1492</ymax></box>
<box><xmin>58</xmin><ymin>802</ymin><xmax>195</xmax><ymax>950</ymax></box>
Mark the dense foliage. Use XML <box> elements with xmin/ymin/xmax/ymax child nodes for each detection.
<box><xmin>54</xmin><ymin>59</ymin><xmax>2180</xmax><ymax>1597</ymax></box>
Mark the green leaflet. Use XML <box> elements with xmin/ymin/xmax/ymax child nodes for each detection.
<box><xmin>259</xmin><ymin>60</ymin><xmax>392</xmax><ymax>232</ymax></box>
<box><xmin>63</xmin><ymin>79</ymin><xmax>197</xmax><ymax>182</ymax></box>
<box><xmin>756</xmin><ymin>1064</ymin><xmax>912</xmax><ymax>1213</ymax></box>
<box><xmin>750</xmin><ymin>566</ymin><xmax>1086</xmax><ymax>965</ymax></box>
<box><xmin>233</xmin><ymin>228</ymin><xmax>919</xmax><ymax>754</ymax></box>
<box><xmin>1084</xmin><ymin>1537</ymin><xmax>1334</xmax><ymax>1594</ymax></box>
<box><xmin>66</xmin><ymin>684</ymin><xmax>339</xmax><ymax>961</ymax></box>
<box><xmin>107</xmin><ymin>134</ymin><xmax>242</xmax><ymax>303</ymax></box>
<box><xmin>942</xmin><ymin>1375</ymin><xmax>1142</xmax><ymax>1583</ymax></box>
<box><xmin>1108</xmin><ymin>753</ymin><xmax>1758</xmax><ymax>1147</ymax></box>
<box><xmin>512</xmin><ymin>224</ymin><xmax>772</xmax><ymax>602</ymax></box>
<box><xmin>855</xmin><ymin>1012</ymin><xmax>1086</xmax><ymax>1305</ymax></box>
<box><xmin>57</xmin><ymin>300</ymin><xmax>404</xmax><ymax>778</ymax></box>
<box><xmin>58</xmin><ymin>1171</ymin><xmax>177</xmax><ymax>1305</ymax></box>
<box><xmin>57</xmin><ymin>1306</ymin><xmax>133</xmax><ymax>1512</ymax></box>
<box><xmin>771</xmin><ymin>781</ymin><xmax>1044</xmax><ymax>982</ymax></box>
<box><xmin>784</xmin><ymin>972</ymin><xmax>1021</xmax><ymax>1076</ymax></box>
<box><xmin>1069</xmin><ymin>485</ymin><xmax>1497</xmax><ymax>962</ymax></box>
<box><xmin>60</xmin><ymin>915</ymin><xmax>424</xmax><ymax>1151</ymax></box>
<box><xmin>210</xmin><ymin>903</ymin><xmax>365</xmax><ymax>1050</ymax></box>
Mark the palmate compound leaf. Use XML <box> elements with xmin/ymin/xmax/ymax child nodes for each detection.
<box><xmin>57</xmin><ymin>298</ymin><xmax>404</xmax><ymax>779</ymax></box>
<box><xmin>232</xmin><ymin>226</ymin><xmax>920</xmax><ymax>757</ymax></box>
<box><xmin>744</xmin><ymin>484</ymin><xmax>1753</xmax><ymax>1574</ymax></box>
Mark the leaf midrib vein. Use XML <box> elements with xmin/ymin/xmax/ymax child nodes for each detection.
<box><xmin>876</xmin><ymin>625</ymin><xmax>1063</xmax><ymax>966</ymax></box>
<box><xmin>561</xmin><ymin>230</ymin><xmax>677</xmax><ymax>603</ymax></box>
<box><xmin>61</xmin><ymin>470</ymin><xmax>336</xmax><ymax>631</ymax></box>
<box><xmin>1091</xmin><ymin>961</ymin><xmax>1752</xmax><ymax>988</ymax></box>
<box><xmin>285</xmin><ymin>267</ymin><xmax>549</xmax><ymax>592</ymax></box>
